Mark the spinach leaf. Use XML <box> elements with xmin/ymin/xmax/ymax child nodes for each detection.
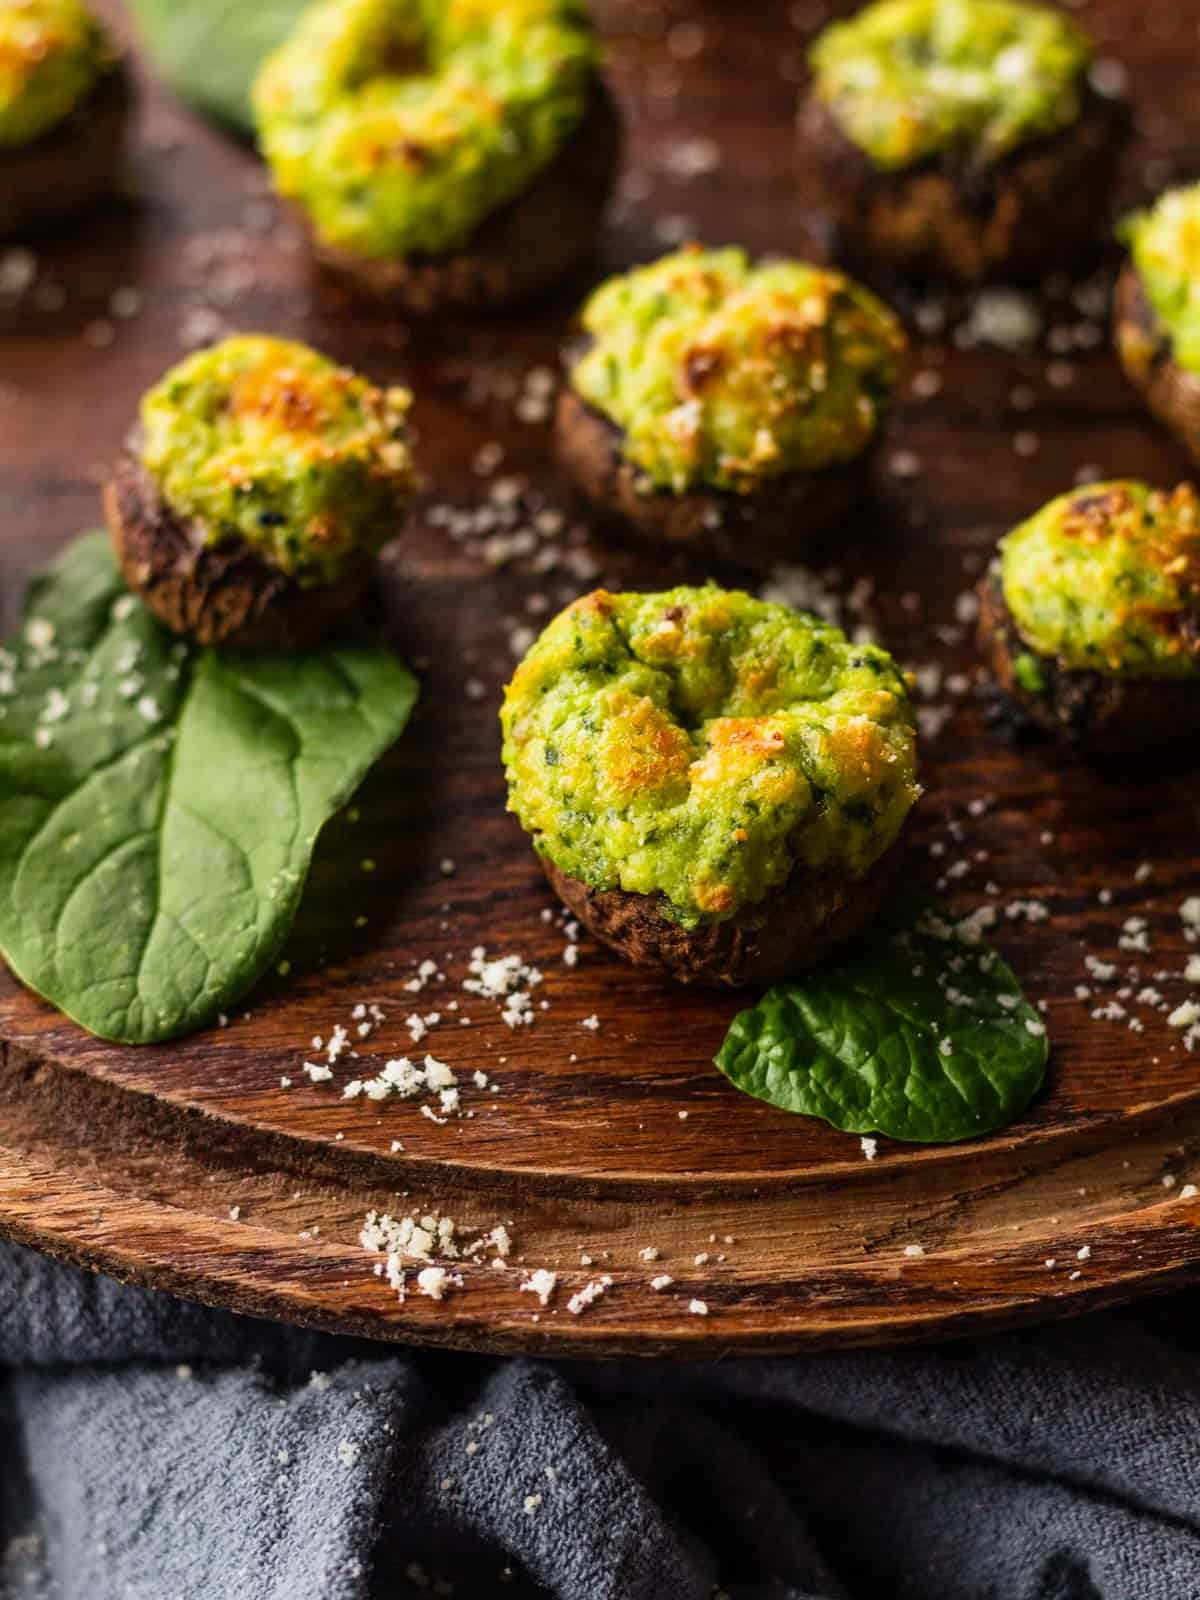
<box><xmin>715</xmin><ymin>905</ymin><xmax>1048</xmax><ymax>1143</ymax></box>
<box><xmin>0</xmin><ymin>533</ymin><xmax>418</xmax><ymax>1044</ymax></box>
<box><xmin>126</xmin><ymin>0</ymin><xmax>307</xmax><ymax>134</ymax></box>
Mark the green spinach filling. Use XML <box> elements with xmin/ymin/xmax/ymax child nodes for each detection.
<box><xmin>1120</xmin><ymin>182</ymin><xmax>1200</xmax><ymax>376</ymax></box>
<box><xmin>809</xmin><ymin>0</ymin><xmax>1093</xmax><ymax>172</ymax></box>
<box><xmin>501</xmin><ymin>585</ymin><xmax>920</xmax><ymax>928</ymax></box>
<box><xmin>252</xmin><ymin>0</ymin><xmax>598</xmax><ymax>259</ymax></box>
<box><xmin>570</xmin><ymin>247</ymin><xmax>905</xmax><ymax>496</ymax></box>
<box><xmin>1001</xmin><ymin>480</ymin><xmax>1200</xmax><ymax>680</ymax></box>
<box><xmin>139</xmin><ymin>335</ymin><xmax>414</xmax><ymax>588</ymax></box>
<box><xmin>0</xmin><ymin>0</ymin><xmax>112</xmax><ymax>149</ymax></box>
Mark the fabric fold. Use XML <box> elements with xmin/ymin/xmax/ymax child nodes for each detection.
<box><xmin>12</xmin><ymin>1359</ymin><xmax>420</xmax><ymax>1600</ymax></box>
<box><xmin>3</xmin><ymin>1241</ymin><xmax>1200</xmax><ymax>1600</ymax></box>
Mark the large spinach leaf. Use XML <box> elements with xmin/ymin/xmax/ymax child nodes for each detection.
<box><xmin>127</xmin><ymin>0</ymin><xmax>307</xmax><ymax>134</ymax></box>
<box><xmin>0</xmin><ymin>534</ymin><xmax>417</xmax><ymax>1044</ymax></box>
<box><xmin>715</xmin><ymin>906</ymin><xmax>1048</xmax><ymax>1143</ymax></box>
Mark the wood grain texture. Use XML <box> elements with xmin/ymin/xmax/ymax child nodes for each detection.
<box><xmin>2</xmin><ymin>0</ymin><xmax>1200</xmax><ymax>1356</ymax></box>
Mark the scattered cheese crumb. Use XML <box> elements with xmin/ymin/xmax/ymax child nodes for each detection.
<box><xmin>567</xmin><ymin>1276</ymin><xmax>613</xmax><ymax>1315</ymax></box>
<box><xmin>520</xmin><ymin>1269</ymin><xmax>557</xmax><ymax>1307</ymax></box>
<box><xmin>416</xmin><ymin>1266</ymin><xmax>454</xmax><ymax>1301</ymax></box>
<box><xmin>464</xmin><ymin>944</ymin><xmax>543</xmax><ymax>1028</ymax></box>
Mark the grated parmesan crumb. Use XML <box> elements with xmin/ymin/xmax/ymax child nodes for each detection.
<box><xmin>520</xmin><ymin>1269</ymin><xmax>558</xmax><ymax>1307</ymax></box>
<box><xmin>416</xmin><ymin>1266</ymin><xmax>456</xmax><ymax>1301</ymax></box>
<box><xmin>567</xmin><ymin>1276</ymin><xmax>613</xmax><ymax>1315</ymax></box>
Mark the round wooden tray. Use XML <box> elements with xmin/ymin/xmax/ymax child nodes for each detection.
<box><xmin>2</xmin><ymin>0</ymin><xmax>1199</xmax><ymax>1356</ymax></box>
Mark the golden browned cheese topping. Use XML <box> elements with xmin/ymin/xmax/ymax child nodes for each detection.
<box><xmin>570</xmin><ymin>247</ymin><xmax>905</xmax><ymax>495</ymax></box>
<box><xmin>809</xmin><ymin>0</ymin><xmax>1094</xmax><ymax>171</ymax></box>
<box><xmin>1001</xmin><ymin>480</ymin><xmax>1200</xmax><ymax>679</ymax></box>
<box><xmin>0</xmin><ymin>0</ymin><xmax>110</xmax><ymax>149</ymax></box>
<box><xmin>139</xmin><ymin>335</ymin><xmax>415</xmax><ymax>587</ymax></box>
<box><xmin>501</xmin><ymin>584</ymin><xmax>920</xmax><ymax>926</ymax></box>
<box><xmin>1120</xmin><ymin>182</ymin><xmax>1200</xmax><ymax>376</ymax></box>
<box><xmin>252</xmin><ymin>0</ymin><xmax>597</xmax><ymax>259</ymax></box>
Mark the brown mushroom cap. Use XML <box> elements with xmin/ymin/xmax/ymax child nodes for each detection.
<box><xmin>554</xmin><ymin>384</ymin><xmax>870</xmax><ymax>572</ymax></box>
<box><xmin>300</xmin><ymin>81</ymin><xmax>621</xmax><ymax>314</ymax></box>
<box><xmin>104</xmin><ymin>434</ymin><xmax>373</xmax><ymax>651</ymax></box>
<box><xmin>799</xmin><ymin>87</ymin><xmax>1126</xmax><ymax>286</ymax></box>
<box><xmin>1114</xmin><ymin>261</ymin><xmax>1200</xmax><ymax>466</ymax></box>
<box><xmin>543</xmin><ymin>849</ymin><xmax>901</xmax><ymax>988</ymax></box>
<box><xmin>0</xmin><ymin>60</ymin><xmax>130</xmax><ymax>238</ymax></box>
<box><xmin>976</xmin><ymin>567</ymin><xmax>1200</xmax><ymax>757</ymax></box>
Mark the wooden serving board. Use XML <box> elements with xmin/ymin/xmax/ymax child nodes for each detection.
<box><xmin>2</xmin><ymin>0</ymin><xmax>1200</xmax><ymax>1357</ymax></box>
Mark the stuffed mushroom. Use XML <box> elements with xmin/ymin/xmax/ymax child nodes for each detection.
<box><xmin>801</xmin><ymin>0</ymin><xmax>1126</xmax><ymax>285</ymax></box>
<box><xmin>104</xmin><ymin>335</ymin><xmax>416</xmax><ymax>650</ymax></box>
<box><xmin>252</xmin><ymin>0</ymin><xmax>620</xmax><ymax>314</ymax></box>
<box><xmin>555</xmin><ymin>247</ymin><xmax>906</xmax><ymax>570</ymax></box>
<box><xmin>501</xmin><ymin>584</ymin><xmax>921</xmax><ymax>986</ymax></box>
<box><xmin>977</xmin><ymin>480</ymin><xmax>1200</xmax><ymax>755</ymax></box>
<box><xmin>1115</xmin><ymin>183</ymin><xmax>1200</xmax><ymax>464</ymax></box>
<box><xmin>0</xmin><ymin>0</ymin><xmax>129</xmax><ymax>237</ymax></box>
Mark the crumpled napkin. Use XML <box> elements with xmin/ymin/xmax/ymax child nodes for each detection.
<box><xmin>2</xmin><ymin>1239</ymin><xmax>1198</xmax><ymax>1600</ymax></box>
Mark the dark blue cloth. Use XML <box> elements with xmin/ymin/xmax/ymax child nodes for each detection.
<box><xmin>2</xmin><ymin>1239</ymin><xmax>1198</xmax><ymax>1599</ymax></box>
